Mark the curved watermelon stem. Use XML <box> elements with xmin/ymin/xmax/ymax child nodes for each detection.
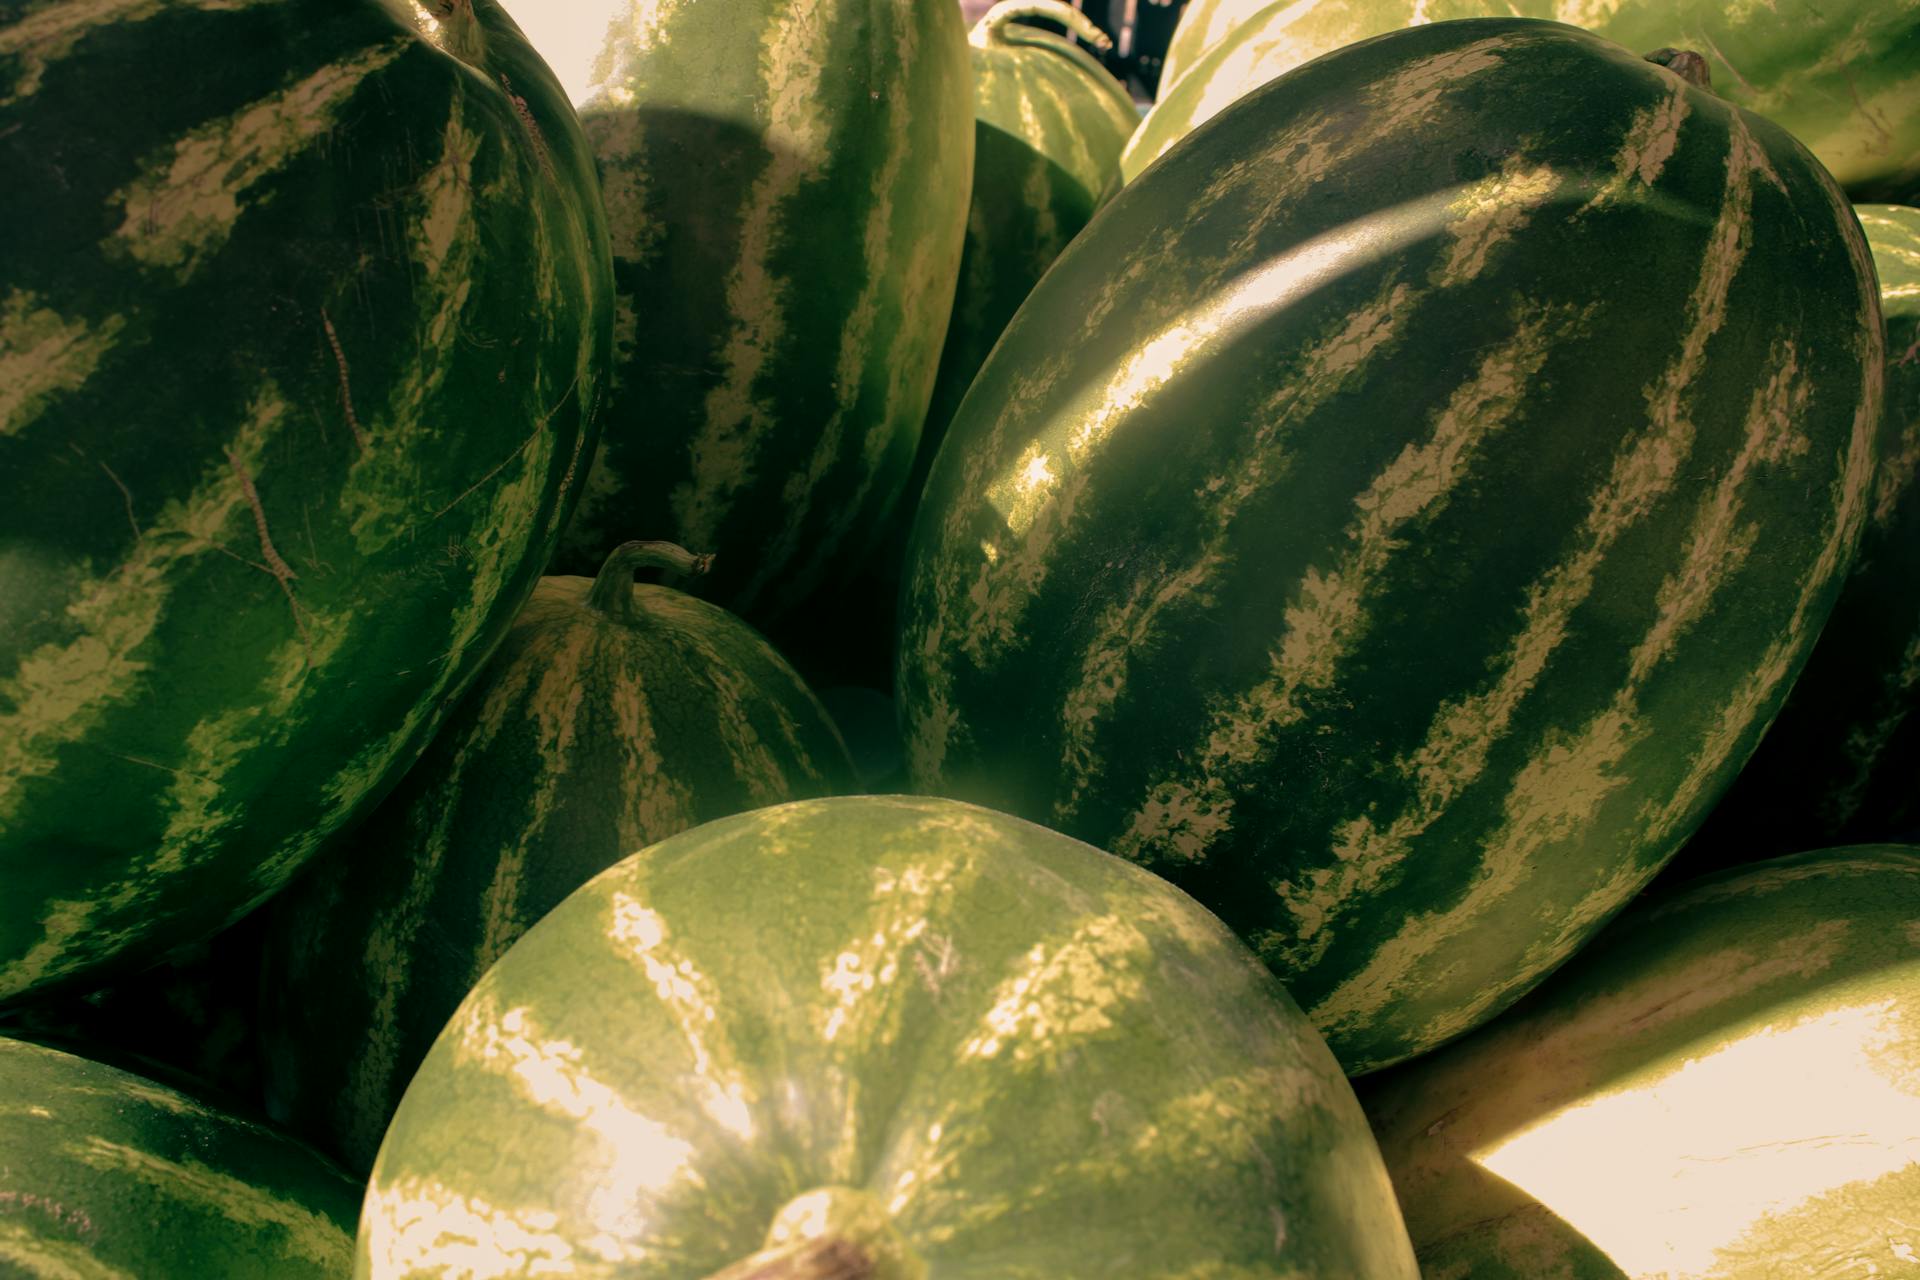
<box><xmin>1643</xmin><ymin>47</ymin><xmax>1713</xmax><ymax>90</ymax></box>
<box><xmin>584</xmin><ymin>540</ymin><xmax>714</xmax><ymax>619</ymax></box>
<box><xmin>971</xmin><ymin>0</ymin><xmax>1113</xmax><ymax>52</ymax></box>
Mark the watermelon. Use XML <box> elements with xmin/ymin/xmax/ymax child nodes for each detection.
<box><xmin>0</xmin><ymin>0</ymin><xmax>613</xmax><ymax>1003</ymax></box>
<box><xmin>521</xmin><ymin>0</ymin><xmax>974</xmax><ymax>624</ymax></box>
<box><xmin>921</xmin><ymin>0</ymin><xmax>1139</xmax><ymax>460</ymax></box>
<box><xmin>355</xmin><ymin>795</ymin><xmax>1421</xmax><ymax>1279</ymax></box>
<box><xmin>1677</xmin><ymin>205</ymin><xmax>1920</xmax><ymax>869</ymax></box>
<box><xmin>896</xmin><ymin>18</ymin><xmax>1883</xmax><ymax>1074</ymax></box>
<box><xmin>0</xmin><ymin>1034</ymin><xmax>360</xmax><ymax>1278</ymax></box>
<box><xmin>773</xmin><ymin>0</ymin><xmax>1139</xmax><ymax>699</ymax></box>
<box><xmin>1155</xmin><ymin>0</ymin><xmax>1920</xmax><ymax>202</ymax></box>
<box><xmin>259</xmin><ymin>540</ymin><xmax>856</xmax><ymax>1174</ymax></box>
<box><xmin>1361</xmin><ymin>846</ymin><xmax>1920</xmax><ymax>1278</ymax></box>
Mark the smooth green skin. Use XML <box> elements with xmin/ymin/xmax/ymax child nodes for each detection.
<box><xmin>919</xmin><ymin>15</ymin><xmax>1139</xmax><ymax>461</ymax></box>
<box><xmin>0</xmin><ymin>0</ymin><xmax>613</xmax><ymax>1002</ymax></box>
<box><xmin>260</xmin><ymin>553</ymin><xmax>856</xmax><ymax>1175</ymax></box>
<box><xmin>822</xmin><ymin>8</ymin><xmax>1139</xmax><ymax>696</ymax></box>
<box><xmin>357</xmin><ymin>795</ymin><xmax>1421</xmax><ymax>1279</ymax></box>
<box><xmin>1677</xmin><ymin>205</ymin><xmax>1920</xmax><ymax>871</ymax></box>
<box><xmin>1360</xmin><ymin>847</ymin><xmax>1920</xmax><ymax>1278</ymax></box>
<box><xmin>0</xmin><ymin>1035</ymin><xmax>361</xmax><ymax>1279</ymax></box>
<box><xmin>540</xmin><ymin>0</ymin><xmax>974</xmax><ymax>626</ymax></box>
<box><xmin>1154</xmin><ymin>0</ymin><xmax>1920</xmax><ymax>201</ymax></box>
<box><xmin>898</xmin><ymin>19</ymin><xmax>1883</xmax><ymax>1073</ymax></box>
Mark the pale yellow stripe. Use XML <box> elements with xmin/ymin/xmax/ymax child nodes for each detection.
<box><xmin>359</xmin><ymin>1175</ymin><xmax>579</xmax><ymax>1280</ymax></box>
<box><xmin>111</xmin><ymin>41</ymin><xmax>409</xmax><ymax>278</ymax></box>
<box><xmin>1114</xmin><ymin>301</ymin><xmax>1574</xmax><ymax>864</ymax></box>
<box><xmin>669</xmin><ymin>0</ymin><xmax>834</xmax><ymax>551</ymax></box>
<box><xmin>746</xmin><ymin>10</ymin><xmax>924</xmax><ymax>607</ymax></box>
<box><xmin>604</xmin><ymin>891</ymin><xmax>756</xmax><ymax>1144</ymax></box>
<box><xmin>452</xmin><ymin>995</ymin><xmax>693</xmax><ymax>1260</ymax></box>
<box><xmin>0</xmin><ymin>290</ymin><xmax>125</xmax><ymax>435</ymax></box>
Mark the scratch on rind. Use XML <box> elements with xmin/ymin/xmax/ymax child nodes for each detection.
<box><xmin>96</xmin><ymin>748</ymin><xmax>220</xmax><ymax>787</ymax></box>
<box><xmin>97</xmin><ymin>461</ymin><xmax>139</xmax><ymax>540</ymax></box>
<box><xmin>430</xmin><ymin>372</ymin><xmax>578</xmax><ymax>523</ymax></box>
<box><xmin>1694</xmin><ymin>28</ymin><xmax>1759</xmax><ymax>97</ymax></box>
<box><xmin>1840</xmin><ymin>64</ymin><xmax>1896</xmax><ymax>150</ymax></box>
<box><xmin>320</xmin><ymin>308</ymin><xmax>368</xmax><ymax>450</ymax></box>
<box><xmin>226</xmin><ymin>450</ymin><xmax>313</xmax><ymax>664</ymax></box>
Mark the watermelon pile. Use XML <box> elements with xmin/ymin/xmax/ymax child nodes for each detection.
<box><xmin>2</xmin><ymin>0</ymin><xmax>1916</xmax><ymax>1275</ymax></box>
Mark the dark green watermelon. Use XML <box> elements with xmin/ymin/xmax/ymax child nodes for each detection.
<box><xmin>897</xmin><ymin>18</ymin><xmax>1884</xmax><ymax>1073</ymax></box>
<box><xmin>0</xmin><ymin>0</ymin><xmax>613</xmax><ymax>1002</ymax></box>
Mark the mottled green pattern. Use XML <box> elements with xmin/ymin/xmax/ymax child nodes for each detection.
<box><xmin>1361</xmin><ymin>847</ymin><xmax>1920</xmax><ymax>1279</ymax></box>
<box><xmin>896</xmin><ymin>20</ymin><xmax>1883</xmax><ymax>1073</ymax></box>
<box><xmin>536</xmin><ymin>0</ymin><xmax>973</xmax><ymax>624</ymax></box>
<box><xmin>0</xmin><ymin>1035</ymin><xmax>360</xmax><ymax>1279</ymax></box>
<box><xmin>1156</xmin><ymin>0</ymin><xmax>1920</xmax><ymax>201</ymax></box>
<box><xmin>261</xmin><ymin>565</ymin><xmax>855</xmax><ymax>1175</ymax></box>
<box><xmin>1680</xmin><ymin>205</ymin><xmax>1920</xmax><ymax>869</ymax></box>
<box><xmin>356</xmin><ymin>796</ymin><xmax>1420</xmax><ymax>1278</ymax></box>
<box><xmin>0</xmin><ymin>0</ymin><xmax>613</xmax><ymax>1001</ymax></box>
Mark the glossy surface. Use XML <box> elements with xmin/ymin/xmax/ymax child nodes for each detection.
<box><xmin>0</xmin><ymin>0</ymin><xmax>612</xmax><ymax>1001</ymax></box>
<box><xmin>1680</xmin><ymin>204</ymin><xmax>1920</xmax><ymax>868</ymax></box>
<box><xmin>898</xmin><ymin>19</ymin><xmax>1883</xmax><ymax>1072</ymax></box>
<box><xmin>1363</xmin><ymin>847</ymin><xmax>1920</xmax><ymax>1279</ymax></box>
<box><xmin>357</xmin><ymin>795</ymin><xmax>1420</xmax><ymax>1278</ymax></box>
<box><xmin>532</xmin><ymin>0</ymin><xmax>974</xmax><ymax>624</ymax></box>
<box><xmin>0</xmin><ymin>1035</ymin><xmax>360</xmax><ymax>1278</ymax></box>
<box><xmin>263</xmin><ymin>549</ymin><xmax>855</xmax><ymax>1174</ymax></box>
<box><xmin>1156</xmin><ymin>0</ymin><xmax>1920</xmax><ymax>201</ymax></box>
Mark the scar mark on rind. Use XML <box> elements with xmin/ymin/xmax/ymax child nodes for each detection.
<box><xmin>321</xmin><ymin>308</ymin><xmax>367</xmax><ymax>451</ymax></box>
<box><xmin>97</xmin><ymin>461</ymin><xmax>139</xmax><ymax>540</ymax></box>
<box><xmin>227</xmin><ymin>450</ymin><xmax>313</xmax><ymax>663</ymax></box>
<box><xmin>430</xmin><ymin>372</ymin><xmax>577</xmax><ymax>523</ymax></box>
<box><xmin>498</xmin><ymin>74</ymin><xmax>556</xmax><ymax>183</ymax></box>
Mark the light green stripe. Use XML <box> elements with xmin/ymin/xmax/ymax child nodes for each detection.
<box><xmin>0</xmin><ymin>1222</ymin><xmax>135</xmax><ymax>1280</ymax></box>
<box><xmin>72</xmin><ymin>1138</ymin><xmax>352</xmax><ymax>1267</ymax></box>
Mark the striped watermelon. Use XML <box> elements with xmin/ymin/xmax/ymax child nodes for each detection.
<box><xmin>523</xmin><ymin>0</ymin><xmax>974</xmax><ymax>624</ymax></box>
<box><xmin>1677</xmin><ymin>205</ymin><xmax>1920</xmax><ymax>869</ymax></box>
<box><xmin>896</xmin><ymin>18</ymin><xmax>1884</xmax><ymax>1074</ymax></box>
<box><xmin>1153</xmin><ymin>0</ymin><xmax>1920</xmax><ymax>202</ymax></box>
<box><xmin>0</xmin><ymin>1034</ymin><xmax>360</xmax><ymax>1278</ymax></box>
<box><xmin>0</xmin><ymin>1</ymin><xmax>612</xmax><ymax>1003</ymax></box>
<box><xmin>259</xmin><ymin>541</ymin><xmax>855</xmax><ymax>1174</ymax></box>
<box><xmin>921</xmin><ymin>0</ymin><xmax>1139</xmax><ymax>457</ymax></box>
<box><xmin>774</xmin><ymin>0</ymin><xmax>1139</xmax><ymax>698</ymax></box>
<box><xmin>355</xmin><ymin>795</ymin><xmax>1421</xmax><ymax>1279</ymax></box>
<box><xmin>1361</xmin><ymin>846</ymin><xmax>1920</xmax><ymax>1278</ymax></box>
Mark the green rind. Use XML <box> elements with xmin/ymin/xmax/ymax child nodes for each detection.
<box><xmin>1361</xmin><ymin>846</ymin><xmax>1920</xmax><ymax>1279</ymax></box>
<box><xmin>897</xmin><ymin>19</ymin><xmax>1883</xmax><ymax>1073</ymax></box>
<box><xmin>356</xmin><ymin>795</ymin><xmax>1419</xmax><ymax>1279</ymax></box>
<box><xmin>1678</xmin><ymin>204</ymin><xmax>1920</xmax><ymax>868</ymax></box>
<box><xmin>1155</xmin><ymin>0</ymin><xmax>1920</xmax><ymax>201</ymax></box>
<box><xmin>0</xmin><ymin>1035</ymin><xmax>360</xmax><ymax>1279</ymax></box>
<box><xmin>260</xmin><ymin>568</ymin><xmax>856</xmax><ymax>1174</ymax></box>
<box><xmin>911</xmin><ymin>17</ymin><xmax>1140</xmax><ymax>533</ymax></box>
<box><xmin>0</xmin><ymin>0</ymin><xmax>614</xmax><ymax>1001</ymax></box>
<box><xmin>536</xmin><ymin>0</ymin><xmax>974</xmax><ymax>625</ymax></box>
